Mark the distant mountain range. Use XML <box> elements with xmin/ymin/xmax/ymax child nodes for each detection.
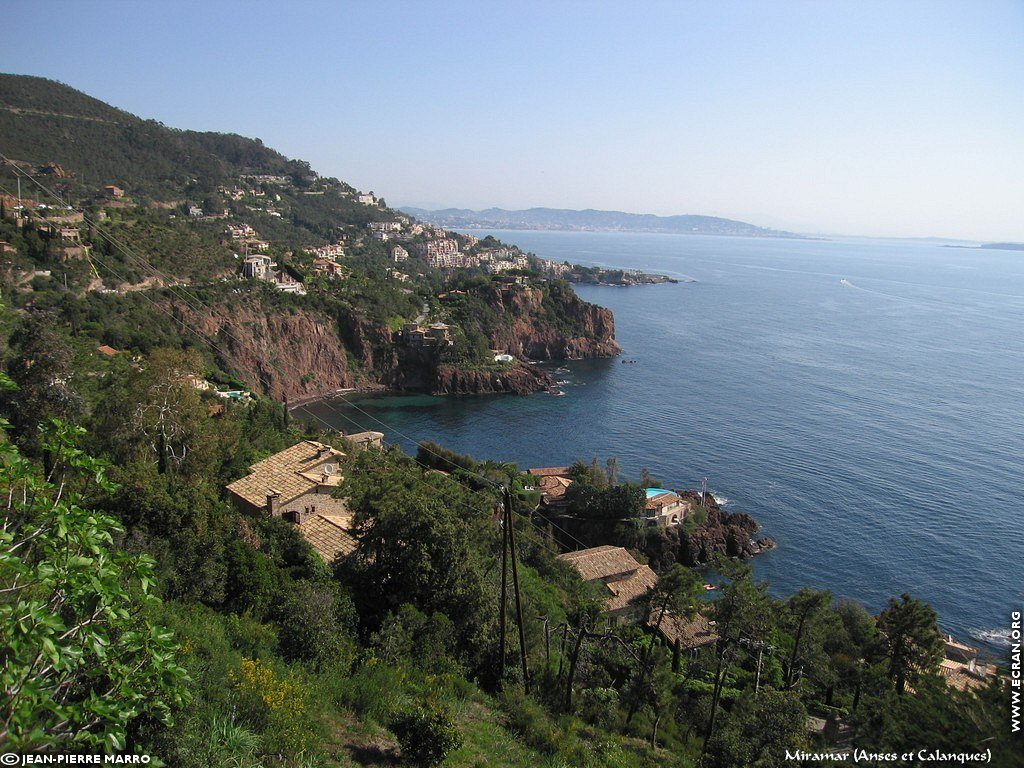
<box><xmin>400</xmin><ymin>206</ymin><xmax>807</xmax><ymax>238</ymax></box>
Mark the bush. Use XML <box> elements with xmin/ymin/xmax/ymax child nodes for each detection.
<box><xmin>391</xmin><ymin>701</ymin><xmax>463</xmax><ymax>767</ymax></box>
<box><xmin>332</xmin><ymin>661</ymin><xmax>411</xmax><ymax>724</ymax></box>
<box><xmin>577</xmin><ymin>687</ymin><xmax>620</xmax><ymax>730</ymax></box>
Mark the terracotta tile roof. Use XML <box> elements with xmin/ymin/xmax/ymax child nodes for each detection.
<box><xmin>558</xmin><ymin>545</ymin><xmax>658</xmax><ymax>614</ymax></box>
<box><xmin>298</xmin><ymin>512</ymin><xmax>356</xmax><ymax>564</ymax></box>
<box><xmin>645</xmin><ymin>491</ymin><xmax>685</xmax><ymax>511</ymax></box>
<box><xmin>938</xmin><ymin>658</ymin><xmax>1000</xmax><ymax>693</ymax></box>
<box><xmin>652</xmin><ymin>611</ymin><xmax>718</xmax><ymax>650</ymax></box>
<box><xmin>559</xmin><ymin>545</ymin><xmax>639</xmax><ymax>580</ymax></box>
<box><xmin>96</xmin><ymin>344</ymin><xmax>119</xmax><ymax>357</ymax></box>
<box><xmin>527</xmin><ymin>466</ymin><xmax>572</xmax><ymax>478</ymax></box>
<box><xmin>539</xmin><ymin>474</ymin><xmax>573</xmax><ymax>501</ymax></box>
<box><xmin>226</xmin><ymin>441</ymin><xmax>345</xmax><ymax>508</ymax></box>
<box><xmin>604</xmin><ymin>565</ymin><xmax>658</xmax><ymax>613</ymax></box>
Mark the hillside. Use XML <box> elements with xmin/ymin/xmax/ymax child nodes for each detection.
<box><xmin>401</xmin><ymin>205</ymin><xmax>806</xmax><ymax>238</ymax></box>
<box><xmin>0</xmin><ymin>74</ymin><xmax>305</xmax><ymax>201</ymax></box>
<box><xmin>1</xmin><ymin>74</ymin><xmax>1018</xmax><ymax>768</ymax></box>
<box><xmin>0</xmin><ymin>74</ymin><xmax>621</xmax><ymax>399</ymax></box>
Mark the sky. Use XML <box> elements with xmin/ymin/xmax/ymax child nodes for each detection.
<box><xmin>3</xmin><ymin>0</ymin><xmax>1023</xmax><ymax>241</ymax></box>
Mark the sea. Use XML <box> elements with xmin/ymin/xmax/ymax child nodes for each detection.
<box><xmin>297</xmin><ymin>230</ymin><xmax>1023</xmax><ymax>655</ymax></box>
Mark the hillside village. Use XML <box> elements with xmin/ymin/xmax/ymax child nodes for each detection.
<box><xmin>0</xmin><ymin>75</ymin><xmax>1016</xmax><ymax>768</ymax></box>
<box><xmin>0</xmin><ymin>151</ymin><xmax>625</xmax><ymax>401</ymax></box>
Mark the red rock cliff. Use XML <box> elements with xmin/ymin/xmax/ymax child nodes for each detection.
<box><xmin>169</xmin><ymin>298</ymin><xmax>361</xmax><ymax>401</ymax></box>
<box><xmin>483</xmin><ymin>284</ymin><xmax>621</xmax><ymax>360</ymax></box>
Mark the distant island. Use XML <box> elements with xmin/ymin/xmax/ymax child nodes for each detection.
<box><xmin>942</xmin><ymin>242</ymin><xmax>1024</xmax><ymax>252</ymax></box>
<box><xmin>401</xmin><ymin>205</ymin><xmax>808</xmax><ymax>238</ymax></box>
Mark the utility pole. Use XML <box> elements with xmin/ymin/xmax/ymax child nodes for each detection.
<box><xmin>499</xmin><ymin>495</ymin><xmax>508</xmax><ymax>684</ymax></box>
<box><xmin>505</xmin><ymin>487</ymin><xmax>529</xmax><ymax>692</ymax></box>
<box><xmin>556</xmin><ymin>622</ymin><xmax>568</xmax><ymax>680</ymax></box>
<box><xmin>543</xmin><ymin>615</ymin><xmax>550</xmax><ymax>667</ymax></box>
<box><xmin>564</xmin><ymin>617</ymin><xmax>587</xmax><ymax>712</ymax></box>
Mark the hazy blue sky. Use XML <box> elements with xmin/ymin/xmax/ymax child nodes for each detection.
<box><xmin>4</xmin><ymin>1</ymin><xmax>1023</xmax><ymax>240</ymax></box>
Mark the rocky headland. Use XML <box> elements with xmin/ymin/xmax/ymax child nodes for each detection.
<box><xmin>675</xmin><ymin>491</ymin><xmax>776</xmax><ymax>566</ymax></box>
<box><xmin>169</xmin><ymin>279</ymin><xmax>618</xmax><ymax>400</ymax></box>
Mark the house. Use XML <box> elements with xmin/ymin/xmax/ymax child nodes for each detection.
<box><xmin>651</xmin><ymin>610</ymin><xmax>718</xmax><ymax>653</ymax></box>
<box><xmin>644</xmin><ymin>489</ymin><xmax>691</xmax><ymax>526</ymax></box>
<box><xmin>95</xmin><ymin>344</ymin><xmax>119</xmax><ymax>357</ymax></box>
<box><xmin>401</xmin><ymin>322</ymin><xmax>453</xmax><ymax>347</ymax></box>
<box><xmin>425</xmin><ymin>323</ymin><xmax>452</xmax><ymax>345</ymax></box>
<box><xmin>312</xmin><ymin>258</ymin><xmax>345</xmax><ymax>278</ymax></box>
<box><xmin>344</xmin><ymin>431</ymin><xmax>384</xmax><ymax>450</ymax></box>
<box><xmin>104</xmin><ymin>185</ymin><xmax>125</xmax><ymax>198</ymax></box>
<box><xmin>526</xmin><ymin>466</ymin><xmax>574</xmax><ymax>508</ymax></box>
<box><xmin>937</xmin><ymin>635</ymin><xmax>999</xmax><ymax>693</ymax></box>
<box><xmin>558</xmin><ymin>545</ymin><xmax>658</xmax><ymax>621</ymax></box>
<box><xmin>226</xmin><ymin>440</ymin><xmax>355</xmax><ymax>563</ymax></box>
<box><xmin>242</xmin><ymin>254</ymin><xmax>277</xmax><ymax>280</ymax></box>
<box><xmin>274</xmin><ymin>271</ymin><xmax>306</xmax><ymax>295</ymax></box>
<box><xmin>416</xmin><ymin>238</ymin><xmax>460</xmax><ymax>263</ymax></box>
<box><xmin>226</xmin><ymin>223</ymin><xmax>256</xmax><ymax>239</ymax></box>
<box><xmin>0</xmin><ymin>241</ymin><xmax>16</xmax><ymax>254</ymax></box>
<box><xmin>391</xmin><ymin>245</ymin><xmax>409</xmax><ymax>263</ymax></box>
<box><xmin>357</xmin><ymin>193</ymin><xmax>377</xmax><ymax>205</ymax></box>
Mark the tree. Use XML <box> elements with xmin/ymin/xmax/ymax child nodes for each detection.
<box><xmin>703</xmin><ymin>559</ymin><xmax>777</xmax><ymax>758</ymax></box>
<box><xmin>273</xmin><ymin>581</ymin><xmax>355</xmax><ymax>669</ymax></box>
<box><xmin>876</xmin><ymin>593</ymin><xmax>943</xmax><ymax>695</ymax></box>
<box><xmin>782</xmin><ymin>588</ymin><xmax>832</xmax><ymax>689</ymax></box>
<box><xmin>565</xmin><ymin>481</ymin><xmax>645</xmax><ymax>521</ymax></box>
<box><xmin>604</xmin><ymin>456</ymin><xmax>620</xmax><ymax>486</ymax></box>
<box><xmin>0</xmin><ymin>419</ymin><xmax>189</xmax><ymax>751</ymax></box>
<box><xmin>96</xmin><ymin>348</ymin><xmax>214</xmax><ymax>475</ymax></box>
<box><xmin>705</xmin><ymin>689</ymin><xmax>807</xmax><ymax>768</ymax></box>
<box><xmin>3</xmin><ymin>314</ymin><xmax>83</xmax><ymax>452</ymax></box>
<box><xmin>338</xmin><ymin>451</ymin><xmax>498</xmax><ymax>673</ymax></box>
<box><xmin>626</xmin><ymin>564</ymin><xmax>702</xmax><ymax>723</ymax></box>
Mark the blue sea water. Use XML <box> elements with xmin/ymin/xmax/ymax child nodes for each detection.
<box><xmin>299</xmin><ymin>231</ymin><xmax>1024</xmax><ymax>653</ymax></box>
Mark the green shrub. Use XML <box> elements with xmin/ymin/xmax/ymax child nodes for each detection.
<box><xmin>333</xmin><ymin>660</ymin><xmax>411</xmax><ymax>724</ymax></box>
<box><xmin>498</xmin><ymin>686</ymin><xmax>563</xmax><ymax>756</ymax></box>
<box><xmin>578</xmin><ymin>687</ymin><xmax>620</xmax><ymax>730</ymax></box>
<box><xmin>391</xmin><ymin>700</ymin><xmax>463</xmax><ymax>767</ymax></box>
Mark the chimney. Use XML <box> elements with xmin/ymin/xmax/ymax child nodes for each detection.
<box><xmin>266</xmin><ymin>491</ymin><xmax>281</xmax><ymax>515</ymax></box>
<box><xmin>318</xmin><ymin>445</ymin><xmax>333</xmax><ymax>459</ymax></box>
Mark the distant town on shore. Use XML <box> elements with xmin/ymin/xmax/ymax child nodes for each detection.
<box><xmin>401</xmin><ymin>205</ymin><xmax>808</xmax><ymax>238</ymax></box>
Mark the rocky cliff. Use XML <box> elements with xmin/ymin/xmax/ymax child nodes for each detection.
<box><xmin>675</xmin><ymin>492</ymin><xmax>776</xmax><ymax>567</ymax></box>
<box><xmin>171</xmin><ymin>294</ymin><xmax>563</xmax><ymax>400</ymax></box>
<box><xmin>169</xmin><ymin>298</ymin><xmax>361</xmax><ymax>401</ymax></box>
<box><xmin>383</xmin><ymin>345</ymin><xmax>555</xmax><ymax>395</ymax></box>
<box><xmin>482</xmin><ymin>284</ymin><xmax>622</xmax><ymax>360</ymax></box>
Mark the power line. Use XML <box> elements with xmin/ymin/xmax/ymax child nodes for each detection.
<box><xmin>0</xmin><ymin>166</ymin><xmax>510</xmax><ymax>524</ymax></box>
